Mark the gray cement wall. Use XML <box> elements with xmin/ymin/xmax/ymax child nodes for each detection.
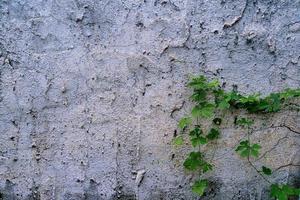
<box><xmin>0</xmin><ymin>0</ymin><xmax>299</xmax><ymax>199</ymax></box>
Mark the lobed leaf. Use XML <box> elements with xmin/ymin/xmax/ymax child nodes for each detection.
<box><xmin>206</xmin><ymin>128</ymin><xmax>220</xmax><ymax>140</ymax></box>
<box><xmin>178</xmin><ymin>117</ymin><xmax>192</xmax><ymax>130</ymax></box>
<box><xmin>235</xmin><ymin>140</ymin><xmax>261</xmax><ymax>158</ymax></box>
<box><xmin>183</xmin><ymin>152</ymin><xmax>203</xmax><ymax>171</ymax></box>
<box><xmin>172</xmin><ymin>136</ymin><xmax>184</xmax><ymax>146</ymax></box>
<box><xmin>192</xmin><ymin>179</ymin><xmax>208</xmax><ymax>196</ymax></box>
<box><xmin>261</xmin><ymin>166</ymin><xmax>272</xmax><ymax>175</ymax></box>
<box><xmin>191</xmin><ymin>103</ymin><xmax>215</xmax><ymax>118</ymax></box>
<box><xmin>270</xmin><ymin>184</ymin><xmax>300</xmax><ymax>200</ymax></box>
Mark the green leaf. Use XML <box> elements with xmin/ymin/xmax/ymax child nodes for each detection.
<box><xmin>267</xmin><ymin>93</ymin><xmax>281</xmax><ymax>112</ymax></box>
<box><xmin>206</xmin><ymin>128</ymin><xmax>220</xmax><ymax>140</ymax></box>
<box><xmin>250</xmin><ymin>143</ymin><xmax>261</xmax><ymax>157</ymax></box>
<box><xmin>188</xmin><ymin>75</ymin><xmax>207</xmax><ymax>90</ymax></box>
<box><xmin>207</xmin><ymin>79</ymin><xmax>220</xmax><ymax>88</ymax></box>
<box><xmin>183</xmin><ymin>152</ymin><xmax>212</xmax><ymax>172</ymax></box>
<box><xmin>238</xmin><ymin>94</ymin><xmax>260</xmax><ymax>104</ymax></box>
<box><xmin>218</xmin><ymin>100</ymin><xmax>230</xmax><ymax>109</ymax></box>
<box><xmin>189</xmin><ymin>127</ymin><xmax>207</xmax><ymax>147</ymax></box>
<box><xmin>190</xmin><ymin>90</ymin><xmax>207</xmax><ymax>103</ymax></box>
<box><xmin>280</xmin><ymin>88</ymin><xmax>300</xmax><ymax>100</ymax></box>
<box><xmin>202</xmin><ymin>162</ymin><xmax>213</xmax><ymax>172</ymax></box>
<box><xmin>271</xmin><ymin>184</ymin><xmax>288</xmax><ymax>200</ymax></box>
<box><xmin>235</xmin><ymin>140</ymin><xmax>261</xmax><ymax>158</ymax></box>
<box><xmin>191</xmin><ymin>136</ymin><xmax>207</xmax><ymax>147</ymax></box>
<box><xmin>192</xmin><ymin>179</ymin><xmax>208</xmax><ymax>196</ymax></box>
<box><xmin>270</xmin><ymin>184</ymin><xmax>300</xmax><ymax>200</ymax></box>
<box><xmin>188</xmin><ymin>75</ymin><xmax>219</xmax><ymax>90</ymax></box>
<box><xmin>216</xmin><ymin>92</ymin><xmax>232</xmax><ymax>109</ymax></box>
<box><xmin>178</xmin><ymin>117</ymin><xmax>192</xmax><ymax>130</ymax></box>
<box><xmin>183</xmin><ymin>152</ymin><xmax>203</xmax><ymax>171</ymax></box>
<box><xmin>261</xmin><ymin>166</ymin><xmax>272</xmax><ymax>175</ymax></box>
<box><xmin>191</xmin><ymin>103</ymin><xmax>215</xmax><ymax>118</ymax></box>
<box><xmin>172</xmin><ymin>136</ymin><xmax>184</xmax><ymax>146</ymax></box>
<box><xmin>236</xmin><ymin>117</ymin><xmax>254</xmax><ymax>127</ymax></box>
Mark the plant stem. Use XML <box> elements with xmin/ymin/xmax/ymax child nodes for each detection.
<box><xmin>247</xmin><ymin>127</ymin><xmax>271</xmax><ymax>184</ymax></box>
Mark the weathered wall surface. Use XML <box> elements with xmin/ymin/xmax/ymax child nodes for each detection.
<box><xmin>0</xmin><ymin>0</ymin><xmax>299</xmax><ymax>199</ymax></box>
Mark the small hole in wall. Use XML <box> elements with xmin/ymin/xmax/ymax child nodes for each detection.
<box><xmin>136</xmin><ymin>22</ymin><xmax>144</xmax><ymax>28</ymax></box>
<box><xmin>171</xmin><ymin>154</ymin><xmax>175</xmax><ymax>160</ymax></box>
<box><xmin>173</xmin><ymin>130</ymin><xmax>177</xmax><ymax>137</ymax></box>
<box><xmin>222</xmin><ymin>82</ymin><xmax>226</xmax><ymax>88</ymax></box>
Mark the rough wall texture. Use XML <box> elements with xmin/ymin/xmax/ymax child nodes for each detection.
<box><xmin>0</xmin><ymin>0</ymin><xmax>300</xmax><ymax>199</ymax></box>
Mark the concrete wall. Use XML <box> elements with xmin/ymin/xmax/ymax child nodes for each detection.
<box><xmin>0</xmin><ymin>0</ymin><xmax>299</xmax><ymax>199</ymax></box>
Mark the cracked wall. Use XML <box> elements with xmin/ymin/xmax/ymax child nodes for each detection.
<box><xmin>0</xmin><ymin>0</ymin><xmax>299</xmax><ymax>199</ymax></box>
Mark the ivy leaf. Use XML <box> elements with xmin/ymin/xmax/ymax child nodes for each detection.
<box><xmin>183</xmin><ymin>152</ymin><xmax>212</xmax><ymax>172</ymax></box>
<box><xmin>251</xmin><ymin>143</ymin><xmax>261</xmax><ymax>157</ymax></box>
<box><xmin>189</xmin><ymin>127</ymin><xmax>207</xmax><ymax>147</ymax></box>
<box><xmin>266</xmin><ymin>93</ymin><xmax>281</xmax><ymax>112</ymax></box>
<box><xmin>229</xmin><ymin>91</ymin><xmax>242</xmax><ymax>101</ymax></box>
<box><xmin>183</xmin><ymin>152</ymin><xmax>203</xmax><ymax>171</ymax></box>
<box><xmin>191</xmin><ymin>90</ymin><xmax>207</xmax><ymax>103</ymax></box>
<box><xmin>188</xmin><ymin>75</ymin><xmax>219</xmax><ymax>90</ymax></box>
<box><xmin>271</xmin><ymin>184</ymin><xmax>288</xmax><ymax>200</ymax></box>
<box><xmin>178</xmin><ymin>117</ymin><xmax>192</xmax><ymax>130</ymax></box>
<box><xmin>207</xmin><ymin>79</ymin><xmax>220</xmax><ymax>88</ymax></box>
<box><xmin>189</xmin><ymin>127</ymin><xmax>202</xmax><ymax>136</ymax></box>
<box><xmin>238</xmin><ymin>94</ymin><xmax>260</xmax><ymax>104</ymax></box>
<box><xmin>206</xmin><ymin>128</ymin><xmax>220</xmax><ymax>140</ymax></box>
<box><xmin>270</xmin><ymin>184</ymin><xmax>300</xmax><ymax>200</ymax></box>
<box><xmin>188</xmin><ymin>75</ymin><xmax>207</xmax><ymax>90</ymax></box>
<box><xmin>191</xmin><ymin>136</ymin><xmax>207</xmax><ymax>147</ymax></box>
<box><xmin>172</xmin><ymin>136</ymin><xmax>184</xmax><ymax>146</ymax></box>
<box><xmin>280</xmin><ymin>88</ymin><xmax>300</xmax><ymax>100</ymax></box>
<box><xmin>279</xmin><ymin>89</ymin><xmax>294</xmax><ymax>100</ymax></box>
<box><xmin>236</xmin><ymin>117</ymin><xmax>254</xmax><ymax>127</ymax></box>
<box><xmin>216</xmin><ymin>92</ymin><xmax>232</xmax><ymax>109</ymax></box>
<box><xmin>192</xmin><ymin>179</ymin><xmax>208</xmax><ymax>196</ymax></box>
<box><xmin>202</xmin><ymin>162</ymin><xmax>213</xmax><ymax>172</ymax></box>
<box><xmin>261</xmin><ymin>166</ymin><xmax>272</xmax><ymax>175</ymax></box>
<box><xmin>235</xmin><ymin>140</ymin><xmax>261</xmax><ymax>158</ymax></box>
<box><xmin>191</xmin><ymin>103</ymin><xmax>215</xmax><ymax>118</ymax></box>
<box><xmin>218</xmin><ymin>100</ymin><xmax>230</xmax><ymax>109</ymax></box>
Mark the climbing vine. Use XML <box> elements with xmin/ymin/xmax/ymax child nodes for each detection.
<box><xmin>174</xmin><ymin>75</ymin><xmax>300</xmax><ymax>200</ymax></box>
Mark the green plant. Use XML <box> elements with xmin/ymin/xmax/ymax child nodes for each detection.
<box><xmin>173</xmin><ymin>75</ymin><xmax>300</xmax><ymax>199</ymax></box>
